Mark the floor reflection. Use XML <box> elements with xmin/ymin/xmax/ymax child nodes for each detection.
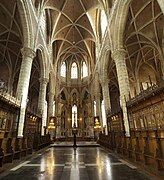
<box><xmin>46</xmin><ymin>149</ymin><xmax>55</xmax><ymax>176</ymax></box>
<box><xmin>0</xmin><ymin>146</ymin><xmax>153</xmax><ymax>180</ymax></box>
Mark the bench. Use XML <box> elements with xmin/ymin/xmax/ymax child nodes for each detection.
<box><xmin>0</xmin><ymin>139</ymin><xmax>4</xmax><ymax>167</ymax></box>
<box><xmin>127</xmin><ymin>143</ymin><xmax>134</xmax><ymax>158</ymax></box>
<box><xmin>12</xmin><ymin>138</ymin><xmax>21</xmax><ymax>160</ymax></box>
<box><xmin>156</xmin><ymin>156</ymin><xmax>164</xmax><ymax>171</ymax></box>
<box><xmin>20</xmin><ymin>138</ymin><xmax>27</xmax><ymax>157</ymax></box>
<box><xmin>3</xmin><ymin>138</ymin><xmax>13</xmax><ymax>163</ymax></box>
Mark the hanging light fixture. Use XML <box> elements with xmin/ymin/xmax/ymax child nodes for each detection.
<box><xmin>48</xmin><ymin>118</ymin><xmax>55</xmax><ymax>129</ymax></box>
<box><xmin>94</xmin><ymin>116</ymin><xmax>101</xmax><ymax>129</ymax></box>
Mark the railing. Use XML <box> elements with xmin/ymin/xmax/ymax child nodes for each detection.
<box><xmin>127</xmin><ymin>82</ymin><xmax>164</xmax><ymax>132</ymax></box>
<box><xmin>0</xmin><ymin>90</ymin><xmax>21</xmax><ymax>107</ymax></box>
<box><xmin>60</xmin><ymin>129</ymin><xmax>92</xmax><ymax>138</ymax></box>
<box><xmin>127</xmin><ymin>81</ymin><xmax>164</xmax><ymax>106</ymax></box>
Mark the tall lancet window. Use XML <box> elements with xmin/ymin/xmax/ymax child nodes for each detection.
<box><xmin>71</xmin><ymin>62</ymin><xmax>78</xmax><ymax>79</ymax></box>
<box><xmin>61</xmin><ymin>61</ymin><xmax>66</xmax><ymax>77</ymax></box>
<box><xmin>72</xmin><ymin>105</ymin><xmax>77</xmax><ymax>127</ymax></box>
<box><xmin>82</xmin><ymin>61</ymin><xmax>88</xmax><ymax>78</ymax></box>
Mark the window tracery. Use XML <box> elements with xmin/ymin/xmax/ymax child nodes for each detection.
<box><xmin>71</xmin><ymin>62</ymin><xmax>78</xmax><ymax>79</ymax></box>
<box><xmin>61</xmin><ymin>61</ymin><xmax>66</xmax><ymax>77</ymax></box>
<box><xmin>82</xmin><ymin>61</ymin><xmax>88</xmax><ymax>78</ymax></box>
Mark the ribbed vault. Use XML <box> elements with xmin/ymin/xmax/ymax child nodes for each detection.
<box><xmin>125</xmin><ymin>0</ymin><xmax>164</xmax><ymax>84</ymax></box>
<box><xmin>44</xmin><ymin>0</ymin><xmax>100</xmax><ymax>65</ymax></box>
<box><xmin>0</xmin><ymin>0</ymin><xmax>23</xmax><ymax>95</ymax></box>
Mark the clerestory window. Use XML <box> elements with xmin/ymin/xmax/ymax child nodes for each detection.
<box><xmin>61</xmin><ymin>61</ymin><xmax>66</xmax><ymax>77</ymax></box>
<box><xmin>82</xmin><ymin>61</ymin><xmax>88</xmax><ymax>78</ymax></box>
<box><xmin>71</xmin><ymin>62</ymin><xmax>78</xmax><ymax>79</ymax></box>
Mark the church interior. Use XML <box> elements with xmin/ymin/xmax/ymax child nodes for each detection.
<box><xmin>0</xmin><ymin>0</ymin><xmax>164</xmax><ymax>179</ymax></box>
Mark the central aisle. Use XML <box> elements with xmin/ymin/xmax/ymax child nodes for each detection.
<box><xmin>0</xmin><ymin>146</ymin><xmax>154</xmax><ymax>180</ymax></box>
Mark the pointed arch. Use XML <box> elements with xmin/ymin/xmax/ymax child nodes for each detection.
<box><xmin>70</xmin><ymin>88</ymin><xmax>79</xmax><ymax>97</ymax></box>
<box><xmin>59</xmin><ymin>87</ymin><xmax>69</xmax><ymax>101</ymax></box>
<box><xmin>71</xmin><ymin>62</ymin><xmax>78</xmax><ymax>78</ymax></box>
<box><xmin>70</xmin><ymin>88</ymin><xmax>79</xmax><ymax>105</ymax></box>
<box><xmin>111</xmin><ymin>0</ymin><xmax>132</xmax><ymax>51</ymax></box>
<box><xmin>101</xmin><ymin>46</ymin><xmax>111</xmax><ymax>77</ymax></box>
<box><xmin>81</xmin><ymin>87</ymin><xmax>90</xmax><ymax>100</ymax></box>
<box><xmin>35</xmin><ymin>45</ymin><xmax>48</xmax><ymax>79</ymax></box>
<box><xmin>16</xmin><ymin>0</ymin><xmax>34</xmax><ymax>47</ymax></box>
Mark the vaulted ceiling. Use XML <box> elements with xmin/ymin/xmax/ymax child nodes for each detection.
<box><xmin>0</xmin><ymin>0</ymin><xmax>23</xmax><ymax>94</ymax></box>
<box><xmin>125</xmin><ymin>0</ymin><xmax>164</xmax><ymax>84</ymax></box>
<box><xmin>44</xmin><ymin>0</ymin><xmax>100</xmax><ymax>65</ymax></box>
<box><xmin>0</xmin><ymin>0</ymin><xmax>164</xmax><ymax>96</ymax></box>
<box><xmin>106</xmin><ymin>0</ymin><xmax>164</xmax><ymax>92</ymax></box>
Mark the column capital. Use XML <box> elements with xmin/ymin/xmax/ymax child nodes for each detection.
<box><xmin>21</xmin><ymin>47</ymin><xmax>36</xmax><ymax>59</ymax></box>
<box><xmin>39</xmin><ymin>77</ymin><xmax>49</xmax><ymax>84</ymax></box>
<box><xmin>111</xmin><ymin>49</ymin><xmax>127</xmax><ymax>61</ymax></box>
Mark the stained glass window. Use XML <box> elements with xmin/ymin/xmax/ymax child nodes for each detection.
<box><xmin>61</xmin><ymin>61</ymin><xmax>66</xmax><ymax>77</ymax></box>
<box><xmin>82</xmin><ymin>61</ymin><xmax>88</xmax><ymax>78</ymax></box>
<box><xmin>71</xmin><ymin>62</ymin><xmax>78</xmax><ymax>79</ymax></box>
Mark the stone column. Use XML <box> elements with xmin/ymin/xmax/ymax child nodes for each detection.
<box><xmin>89</xmin><ymin>100</ymin><xmax>94</xmax><ymax>139</ymax></box>
<box><xmin>48</xmin><ymin>92</ymin><xmax>55</xmax><ymax>117</ymax></box>
<box><xmin>101</xmin><ymin>77</ymin><xmax>111</xmax><ymax>135</ymax></box>
<box><xmin>112</xmin><ymin>49</ymin><xmax>130</xmax><ymax>137</ymax></box>
<box><xmin>94</xmin><ymin>73</ymin><xmax>103</xmax><ymax>132</ymax></box>
<box><xmin>55</xmin><ymin>100</ymin><xmax>62</xmax><ymax>140</ymax></box>
<box><xmin>38</xmin><ymin>77</ymin><xmax>49</xmax><ymax>135</ymax></box>
<box><xmin>56</xmin><ymin>116</ymin><xmax>61</xmax><ymax>140</ymax></box>
<box><xmin>17</xmin><ymin>47</ymin><xmax>36</xmax><ymax>137</ymax></box>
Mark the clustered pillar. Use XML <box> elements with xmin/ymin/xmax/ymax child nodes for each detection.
<box><xmin>95</xmin><ymin>73</ymin><xmax>103</xmax><ymax>132</ymax></box>
<box><xmin>112</xmin><ymin>49</ymin><xmax>130</xmax><ymax>137</ymax></box>
<box><xmin>38</xmin><ymin>77</ymin><xmax>49</xmax><ymax>135</ymax></box>
<box><xmin>101</xmin><ymin>76</ymin><xmax>111</xmax><ymax>135</ymax></box>
<box><xmin>17</xmin><ymin>47</ymin><xmax>36</xmax><ymax>137</ymax></box>
<box><xmin>48</xmin><ymin>92</ymin><xmax>55</xmax><ymax>117</ymax></box>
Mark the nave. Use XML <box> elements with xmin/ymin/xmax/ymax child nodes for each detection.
<box><xmin>0</xmin><ymin>144</ymin><xmax>157</xmax><ymax>180</ymax></box>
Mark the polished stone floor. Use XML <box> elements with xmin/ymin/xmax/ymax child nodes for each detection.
<box><xmin>0</xmin><ymin>146</ymin><xmax>157</xmax><ymax>180</ymax></box>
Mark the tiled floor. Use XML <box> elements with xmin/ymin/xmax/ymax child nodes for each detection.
<box><xmin>51</xmin><ymin>141</ymin><xmax>99</xmax><ymax>147</ymax></box>
<box><xmin>0</xmin><ymin>146</ymin><xmax>157</xmax><ymax>180</ymax></box>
